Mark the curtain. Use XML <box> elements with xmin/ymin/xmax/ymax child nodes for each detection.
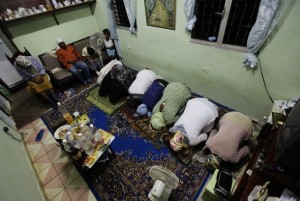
<box><xmin>184</xmin><ymin>0</ymin><xmax>197</xmax><ymax>31</ymax></box>
<box><xmin>105</xmin><ymin>0</ymin><xmax>122</xmax><ymax>57</ymax></box>
<box><xmin>244</xmin><ymin>0</ymin><xmax>291</xmax><ymax>68</ymax></box>
<box><xmin>123</xmin><ymin>0</ymin><xmax>136</xmax><ymax>34</ymax></box>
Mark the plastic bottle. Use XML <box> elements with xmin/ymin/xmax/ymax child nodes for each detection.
<box><xmin>57</xmin><ymin>102</ymin><xmax>74</xmax><ymax>124</ymax></box>
<box><xmin>77</xmin><ymin>133</ymin><xmax>93</xmax><ymax>154</ymax></box>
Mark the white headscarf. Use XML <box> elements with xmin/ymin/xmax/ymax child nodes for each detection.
<box><xmin>15</xmin><ymin>55</ymin><xmax>31</xmax><ymax>68</ymax></box>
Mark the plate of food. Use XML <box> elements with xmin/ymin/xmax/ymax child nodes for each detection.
<box><xmin>54</xmin><ymin>125</ymin><xmax>71</xmax><ymax>139</ymax></box>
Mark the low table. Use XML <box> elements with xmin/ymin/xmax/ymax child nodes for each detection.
<box><xmin>46</xmin><ymin>113</ymin><xmax>116</xmax><ymax>169</ymax></box>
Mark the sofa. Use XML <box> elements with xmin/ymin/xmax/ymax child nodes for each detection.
<box><xmin>39</xmin><ymin>34</ymin><xmax>110</xmax><ymax>89</ymax></box>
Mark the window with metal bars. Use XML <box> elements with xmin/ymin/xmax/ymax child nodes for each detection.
<box><xmin>111</xmin><ymin>0</ymin><xmax>137</xmax><ymax>28</ymax></box>
<box><xmin>191</xmin><ymin>0</ymin><xmax>261</xmax><ymax>47</ymax></box>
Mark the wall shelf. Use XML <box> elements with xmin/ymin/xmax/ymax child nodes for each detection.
<box><xmin>0</xmin><ymin>0</ymin><xmax>96</xmax><ymax>39</ymax></box>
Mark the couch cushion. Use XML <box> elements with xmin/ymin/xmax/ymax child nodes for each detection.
<box><xmin>52</xmin><ymin>69</ymin><xmax>73</xmax><ymax>81</ymax></box>
<box><xmin>40</xmin><ymin>52</ymin><xmax>62</xmax><ymax>70</ymax></box>
<box><xmin>73</xmin><ymin>38</ymin><xmax>90</xmax><ymax>54</ymax></box>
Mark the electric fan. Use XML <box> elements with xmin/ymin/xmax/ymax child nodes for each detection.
<box><xmin>148</xmin><ymin>165</ymin><xmax>179</xmax><ymax>201</ymax></box>
<box><xmin>89</xmin><ymin>32</ymin><xmax>106</xmax><ymax>66</ymax></box>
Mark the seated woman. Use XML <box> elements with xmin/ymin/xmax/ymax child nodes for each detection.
<box><xmin>128</xmin><ymin>69</ymin><xmax>157</xmax><ymax>100</ymax></box>
<box><xmin>134</xmin><ymin>79</ymin><xmax>169</xmax><ymax>117</ymax></box>
<box><xmin>97</xmin><ymin>59</ymin><xmax>136</xmax><ymax>103</ymax></box>
<box><xmin>14</xmin><ymin>54</ymin><xmax>58</xmax><ymax>108</ymax></box>
<box><xmin>150</xmin><ymin>82</ymin><xmax>191</xmax><ymax>130</ymax></box>
<box><xmin>205</xmin><ymin>112</ymin><xmax>253</xmax><ymax>164</ymax></box>
<box><xmin>168</xmin><ymin>98</ymin><xmax>218</xmax><ymax>154</ymax></box>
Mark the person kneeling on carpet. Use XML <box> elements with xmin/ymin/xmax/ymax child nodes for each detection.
<box><xmin>167</xmin><ymin>98</ymin><xmax>218</xmax><ymax>155</ymax></box>
<box><xmin>134</xmin><ymin>79</ymin><xmax>169</xmax><ymax>117</ymax></box>
<box><xmin>205</xmin><ymin>111</ymin><xmax>253</xmax><ymax>164</ymax></box>
<box><xmin>128</xmin><ymin>68</ymin><xmax>157</xmax><ymax>100</ymax></box>
<box><xmin>97</xmin><ymin>59</ymin><xmax>136</xmax><ymax>103</ymax></box>
<box><xmin>14</xmin><ymin>55</ymin><xmax>59</xmax><ymax>108</ymax></box>
<box><xmin>150</xmin><ymin>82</ymin><xmax>191</xmax><ymax>130</ymax></box>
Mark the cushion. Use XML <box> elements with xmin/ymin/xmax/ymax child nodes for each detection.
<box><xmin>40</xmin><ymin>52</ymin><xmax>62</xmax><ymax>70</ymax></box>
<box><xmin>73</xmin><ymin>38</ymin><xmax>90</xmax><ymax>53</ymax></box>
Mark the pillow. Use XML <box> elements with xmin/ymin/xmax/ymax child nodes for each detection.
<box><xmin>51</xmin><ymin>67</ymin><xmax>62</xmax><ymax>74</ymax></box>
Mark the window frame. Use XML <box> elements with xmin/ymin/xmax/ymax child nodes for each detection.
<box><xmin>190</xmin><ymin>0</ymin><xmax>259</xmax><ymax>52</ymax></box>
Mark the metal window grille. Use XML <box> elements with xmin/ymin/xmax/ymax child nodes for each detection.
<box><xmin>111</xmin><ymin>0</ymin><xmax>131</xmax><ymax>27</ymax></box>
<box><xmin>191</xmin><ymin>0</ymin><xmax>261</xmax><ymax>47</ymax></box>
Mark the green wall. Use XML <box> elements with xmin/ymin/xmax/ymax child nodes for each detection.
<box><xmin>94</xmin><ymin>0</ymin><xmax>300</xmax><ymax>120</ymax></box>
<box><xmin>0</xmin><ymin>120</ymin><xmax>45</xmax><ymax>201</ymax></box>
<box><xmin>9</xmin><ymin>6</ymin><xmax>99</xmax><ymax>56</ymax></box>
<box><xmin>9</xmin><ymin>0</ymin><xmax>300</xmax><ymax>120</ymax></box>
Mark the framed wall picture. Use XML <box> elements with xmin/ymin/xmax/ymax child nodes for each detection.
<box><xmin>144</xmin><ymin>0</ymin><xmax>176</xmax><ymax>30</ymax></box>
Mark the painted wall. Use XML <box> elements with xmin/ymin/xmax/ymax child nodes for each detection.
<box><xmin>7</xmin><ymin>1</ymin><xmax>300</xmax><ymax>120</ymax></box>
<box><xmin>0</xmin><ymin>120</ymin><xmax>45</xmax><ymax>201</ymax></box>
<box><xmin>9</xmin><ymin>6</ymin><xmax>99</xmax><ymax>56</ymax></box>
<box><xmin>93</xmin><ymin>0</ymin><xmax>300</xmax><ymax>120</ymax></box>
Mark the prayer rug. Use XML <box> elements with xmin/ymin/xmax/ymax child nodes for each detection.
<box><xmin>83</xmin><ymin>110</ymin><xmax>210</xmax><ymax>201</ymax></box>
<box><xmin>86</xmin><ymin>86</ymin><xmax>127</xmax><ymax>115</ymax></box>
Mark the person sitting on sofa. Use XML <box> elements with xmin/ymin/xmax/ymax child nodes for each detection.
<box><xmin>82</xmin><ymin>45</ymin><xmax>102</xmax><ymax>74</ymax></box>
<box><xmin>14</xmin><ymin>54</ymin><xmax>58</xmax><ymax>108</ymax></box>
<box><xmin>168</xmin><ymin>98</ymin><xmax>218</xmax><ymax>154</ymax></box>
<box><xmin>205</xmin><ymin>111</ymin><xmax>253</xmax><ymax>164</ymax></box>
<box><xmin>102</xmin><ymin>29</ymin><xmax>116</xmax><ymax>58</ymax></box>
<box><xmin>150</xmin><ymin>82</ymin><xmax>192</xmax><ymax>130</ymax></box>
<box><xmin>56</xmin><ymin>38</ymin><xmax>92</xmax><ymax>85</ymax></box>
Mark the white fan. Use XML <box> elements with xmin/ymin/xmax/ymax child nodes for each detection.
<box><xmin>89</xmin><ymin>32</ymin><xmax>106</xmax><ymax>66</ymax></box>
<box><xmin>148</xmin><ymin>165</ymin><xmax>179</xmax><ymax>201</ymax></box>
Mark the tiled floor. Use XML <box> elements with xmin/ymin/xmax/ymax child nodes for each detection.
<box><xmin>18</xmin><ymin>118</ymin><xmax>97</xmax><ymax>201</ymax></box>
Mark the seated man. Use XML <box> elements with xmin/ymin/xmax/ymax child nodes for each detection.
<box><xmin>205</xmin><ymin>112</ymin><xmax>253</xmax><ymax>164</ymax></box>
<box><xmin>56</xmin><ymin>38</ymin><xmax>92</xmax><ymax>84</ymax></box>
<box><xmin>168</xmin><ymin>98</ymin><xmax>218</xmax><ymax>153</ymax></box>
<box><xmin>14</xmin><ymin>54</ymin><xmax>58</xmax><ymax>108</ymax></box>
<box><xmin>150</xmin><ymin>82</ymin><xmax>191</xmax><ymax>130</ymax></box>
<box><xmin>128</xmin><ymin>69</ymin><xmax>157</xmax><ymax>100</ymax></box>
<box><xmin>82</xmin><ymin>45</ymin><xmax>102</xmax><ymax>74</ymax></box>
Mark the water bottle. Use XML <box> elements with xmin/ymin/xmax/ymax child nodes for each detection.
<box><xmin>57</xmin><ymin>102</ymin><xmax>74</xmax><ymax>124</ymax></box>
<box><xmin>77</xmin><ymin>133</ymin><xmax>93</xmax><ymax>154</ymax></box>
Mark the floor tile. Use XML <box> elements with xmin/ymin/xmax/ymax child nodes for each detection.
<box><xmin>47</xmin><ymin>146</ymin><xmax>64</xmax><ymax>163</ymax></box>
<box><xmin>77</xmin><ymin>190</ymin><xmax>97</xmax><ymax>201</ymax></box>
<box><xmin>26</xmin><ymin>144</ymin><xmax>41</xmax><ymax>153</ymax></box>
<box><xmin>34</xmin><ymin>154</ymin><xmax>52</xmax><ymax>173</ymax></box>
<box><xmin>18</xmin><ymin>125</ymin><xmax>36</xmax><ymax>141</ymax></box>
<box><xmin>43</xmin><ymin>134</ymin><xmax>57</xmax><ymax>144</ymax></box>
<box><xmin>32</xmin><ymin>118</ymin><xmax>45</xmax><ymax>129</ymax></box>
<box><xmin>38</xmin><ymin>165</ymin><xmax>59</xmax><ymax>185</ymax></box>
<box><xmin>53</xmin><ymin>162</ymin><xmax>72</xmax><ymax>175</ymax></box>
<box><xmin>58</xmin><ymin>165</ymin><xmax>80</xmax><ymax>188</ymax></box>
<box><xmin>43</xmin><ymin>142</ymin><xmax>59</xmax><ymax>153</ymax></box>
<box><xmin>29</xmin><ymin>145</ymin><xmax>48</xmax><ymax>162</ymax></box>
<box><xmin>44</xmin><ymin>176</ymin><xmax>64</xmax><ymax>200</ymax></box>
<box><xmin>65</xmin><ymin>187</ymin><xmax>88</xmax><ymax>201</ymax></box>
<box><xmin>66</xmin><ymin>175</ymin><xmax>87</xmax><ymax>188</ymax></box>
<box><xmin>51</xmin><ymin>189</ymin><xmax>72</xmax><ymax>201</ymax></box>
<box><xmin>25</xmin><ymin>129</ymin><xmax>49</xmax><ymax>145</ymax></box>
